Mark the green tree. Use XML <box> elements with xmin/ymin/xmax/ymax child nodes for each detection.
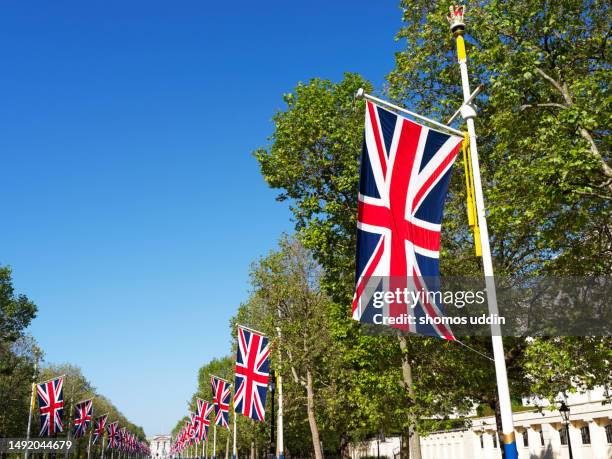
<box><xmin>0</xmin><ymin>265</ymin><xmax>39</xmax><ymax>440</ymax></box>
<box><xmin>387</xmin><ymin>0</ymin><xmax>611</xmax><ymax>424</ymax></box>
<box><xmin>0</xmin><ymin>337</ymin><xmax>39</xmax><ymax>438</ymax></box>
<box><xmin>387</xmin><ymin>0</ymin><xmax>610</xmax><ymax>276</ymax></box>
<box><xmin>0</xmin><ymin>266</ymin><xmax>37</xmax><ymax>344</ymax></box>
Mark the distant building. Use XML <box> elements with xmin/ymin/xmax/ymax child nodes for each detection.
<box><xmin>350</xmin><ymin>388</ymin><xmax>612</xmax><ymax>459</ymax></box>
<box><xmin>147</xmin><ymin>435</ymin><xmax>171</xmax><ymax>459</ymax></box>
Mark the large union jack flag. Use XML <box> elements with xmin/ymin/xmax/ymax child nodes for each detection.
<box><xmin>210</xmin><ymin>376</ymin><xmax>231</xmax><ymax>429</ymax></box>
<box><xmin>194</xmin><ymin>399</ymin><xmax>214</xmax><ymax>443</ymax></box>
<box><xmin>36</xmin><ymin>376</ymin><xmax>64</xmax><ymax>436</ymax></box>
<box><xmin>234</xmin><ymin>326</ymin><xmax>270</xmax><ymax>421</ymax></box>
<box><xmin>352</xmin><ymin>101</ymin><xmax>463</xmax><ymax>340</ymax></box>
<box><xmin>106</xmin><ymin>422</ymin><xmax>120</xmax><ymax>449</ymax></box>
<box><xmin>92</xmin><ymin>414</ymin><xmax>108</xmax><ymax>445</ymax></box>
<box><xmin>72</xmin><ymin>399</ymin><xmax>93</xmax><ymax>438</ymax></box>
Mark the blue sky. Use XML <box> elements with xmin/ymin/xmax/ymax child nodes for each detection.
<box><xmin>1</xmin><ymin>0</ymin><xmax>402</xmax><ymax>435</ymax></box>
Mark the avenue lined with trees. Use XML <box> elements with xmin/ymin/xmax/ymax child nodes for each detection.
<box><xmin>2</xmin><ymin>1</ymin><xmax>609</xmax><ymax>458</ymax></box>
<box><xmin>173</xmin><ymin>1</ymin><xmax>610</xmax><ymax>458</ymax></box>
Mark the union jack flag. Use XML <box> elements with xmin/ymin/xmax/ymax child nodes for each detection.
<box><xmin>210</xmin><ymin>375</ymin><xmax>231</xmax><ymax>429</ymax></box>
<box><xmin>92</xmin><ymin>414</ymin><xmax>108</xmax><ymax>445</ymax></box>
<box><xmin>234</xmin><ymin>326</ymin><xmax>270</xmax><ymax>421</ymax></box>
<box><xmin>72</xmin><ymin>399</ymin><xmax>93</xmax><ymax>438</ymax></box>
<box><xmin>186</xmin><ymin>414</ymin><xmax>196</xmax><ymax>445</ymax></box>
<box><xmin>36</xmin><ymin>376</ymin><xmax>64</xmax><ymax>436</ymax></box>
<box><xmin>353</xmin><ymin>101</ymin><xmax>463</xmax><ymax>339</ymax></box>
<box><xmin>194</xmin><ymin>399</ymin><xmax>214</xmax><ymax>442</ymax></box>
<box><xmin>119</xmin><ymin>427</ymin><xmax>128</xmax><ymax>451</ymax></box>
<box><xmin>106</xmin><ymin>422</ymin><xmax>120</xmax><ymax>449</ymax></box>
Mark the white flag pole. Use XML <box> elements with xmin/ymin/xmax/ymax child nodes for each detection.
<box><xmin>87</xmin><ymin>430</ymin><xmax>93</xmax><ymax>459</ymax></box>
<box><xmin>447</xmin><ymin>5</ymin><xmax>518</xmax><ymax>459</ymax></box>
<box><xmin>25</xmin><ymin>382</ymin><xmax>36</xmax><ymax>458</ymax></box>
<box><xmin>101</xmin><ymin>432</ymin><xmax>106</xmax><ymax>459</ymax></box>
<box><xmin>212</xmin><ymin>425</ymin><xmax>216</xmax><ymax>459</ymax></box>
<box><xmin>24</xmin><ymin>351</ymin><xmax>40</xmax><ymax>459</ymax></box>
<box><xmin>232</xmin><ymin>410</ymin><xmax>237</xmax><ymax>459</ymax></box>
<box><xmin>275</xmin><ymin>325</ymin><xmax>283</xmax><ymax>459</ymax></box>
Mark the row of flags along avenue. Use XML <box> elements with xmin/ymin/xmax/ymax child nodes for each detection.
<box><xmin>27</xmin><ymin>375</ymin><xmax>149</xmax><ymax>457</ymax></box>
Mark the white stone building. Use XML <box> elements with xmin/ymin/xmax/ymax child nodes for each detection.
<box><xmin>350</xmin><ymin>389</ymin><xmax>612</xmax><ymax>459</ymax></box>
<box><xmin>148</xmin><ymin>435</ymin><xmax>172</xmax><ymax>459</ymax></box>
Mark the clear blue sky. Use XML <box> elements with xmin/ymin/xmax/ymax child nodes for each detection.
<box><xmin>1</xmin><ymin>0</ymin><xmax>402</xmax><ymax>435</ymax></box>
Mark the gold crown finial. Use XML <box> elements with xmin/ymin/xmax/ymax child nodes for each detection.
<box><xmin>447</xmin><ymin>5</ymin><xmax>466</xmax><ymax>34</ymax></box>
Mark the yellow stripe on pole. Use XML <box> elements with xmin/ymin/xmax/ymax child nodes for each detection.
<box><xmin>462</xmin><ymin>133</ymin><xmax>482</xmax><ymax>257</ymax></box>
<box><xmin>456</xmin><ymin>34</ymin><xmax>467</xmax><ymax>62</ymax></box>
<box><xmin>30</xmin><ymin>382</ymin><xmax>36</xmax><ymax>411</ymax></box>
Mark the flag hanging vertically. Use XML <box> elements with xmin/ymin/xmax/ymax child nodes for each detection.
<box><xmin>36</xmin><ymin>376</ymin><xmax>65</xmax><ymax>436</ymax></box>
<box><xmin>72</xmin><ymin>399</ymin><xmax>93</xmax><ymax>438</ymax></box>
<box><xmin>119</xmin><ymin>427</ymin><xmax>128</xmax><ymax>451</ymax></box>
<box><xmin>195</xmin><ymin>399</ymin><xmax>214</xmax><ymax>443</ymax></box>
<box><xmin>93</xmin><ymin>414</ymin><xmax>108</xmax><ymax>445</ymax></box>
<box><xmin>106</xmin><ymin>422</ymin><xmax>119</xmax><ymax>449</ymax></box>
<box><xmin>210</xmin><ymin>376</ymin><xmax>231</xmax><ymax>429</ymax></box>
<box><xmin>234</xmin><ymin>326</ymin><xmax>270</xmax><ymax>421</ymax></box>
<box><xmin>352</xmin><ymin>100</ymin><xmax>463</xmax><ymax>339</ymax></box>
<box><xmin>187</xmin><ymin>414</ymin><xmax>197</xmax><ymax>444</ymax></box>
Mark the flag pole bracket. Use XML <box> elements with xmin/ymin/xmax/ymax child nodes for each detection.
<box><xmin>447</xmin><ymin>84</ymin><xmax>483</xmax><ymax>125</ymax></box>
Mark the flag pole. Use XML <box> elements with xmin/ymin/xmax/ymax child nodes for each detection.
<box><xmin>24</xmin><ymin>350</ymin><xmax>40</xmax><ymax>459</ymax></box>
<box><xmin>101</xmin><ymin>431</ymin><xmax>106</xmax><ymax>459</ymax></box>
<box><xmin>447</xmin><ymin>5</ymin><xmax>518</xmax><ymax>459</ymax></box>
<box><xmin>275</xmin><ymin>324</ymin><xmax>283</xmax><ymax>459</ymax></box>
<box><xmin>212</xmin><ymin>425</ymin><xmax>216</xmax><ymax>459</ymax></box>
<box><xmin>232</xmin><ymin>409</ymin><xmax>237</xmax><ymax>459</ymax></box>
<box><xmin>88</xmin><ymin>430</ymin><xmax>93</xmax><ymax>459</ymax></box>
<box><xmin>65</xmin><ymin>396</ymin><xmax>74</xmax><ymax>459</ymax></box>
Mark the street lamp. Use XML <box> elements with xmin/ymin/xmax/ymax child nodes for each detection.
<box><xmin>559</xmin><ymin>402</ymin><xmax>574</xmax><ymax>459</ymax></box>
<box><xmin>269</xmin><ymin>368</ymin><xmax>276</xmax><ymax>459</ymax></box>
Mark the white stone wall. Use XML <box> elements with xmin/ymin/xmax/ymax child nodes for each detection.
<box><xmin>350</xmin><ymin>392</ymin><xmax>612</xmax><ymax>459</ymax></box>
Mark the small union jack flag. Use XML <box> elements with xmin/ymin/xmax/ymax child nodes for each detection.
<box><xmin>72</xmin><ymin>399</ymin><xmax>93</xmax><ymax>439</ymax></box>
<box><xmin>119</xmin><ymin>427</ymin><xmax>128</xmax><ymax>451</ymax></box>
<box><xmin>36</xmin><ymin>376</ymin><xmax>65</xmax><ymax>436</ymax></box>
<box><xmin>210</xmin><ymin>375</ymin><xmax>231</xmax><ymax>429</ymax></box>
<box><xmin>92</xmin><ymin>414</ymin><xmax>108</xmax><ymax>445</ymax></box>
<box><xmin>353</xmin><ymin>101</ymin><xmax>463</xmax><ymax>339</ymax></box>
<box><xmin>234</xmin><ymin>326</ymin><xmax>271</xmax><ymax>421</ymax></box>
<box><xmin>106</xmin><ymin>422</ymin><xmax>119</xmax><ymax>449</ymax></box>
<box><xmin>187</xmin><ymin>414</ymin><xmax>197</xmax><ymax>445</ymax></box>
<box><xmin>194</xmin><ymin>399</ymin><xmax>214</xmax><ymax>443</ymax></box>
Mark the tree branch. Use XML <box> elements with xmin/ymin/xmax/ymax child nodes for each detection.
<box><xmin>534</xmin><ymin>67</ymin><xmax>612</xmax><ymax>181</ymax></box>
<box><xmin>534</xmin><ymin>67</ymin><xmax>568</xmax><ymax>101</ymax></box>
<box><xmin>519</xmin><ymin>102</ymin><xmax>567</xmax><ymax>111</ymax></box>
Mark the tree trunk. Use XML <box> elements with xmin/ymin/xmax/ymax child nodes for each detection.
<box><xmin>398</xmin><ymin>336</ymin><xmax>422</xmax><ymax>459</ymax></box>
<box><xmin>225</xmin><ymin>435</ymin><xmax>230</xmax><ymax>459</ymax></box>
<box><xmin>305</xmin><ymin>369</ymin><xmax>323</xmax><ymax>459</ymax></box>
<box><xmin>250</xmin><ymin>442</ymin><xmax>254</xmax><ymax>459</ymax></box>
<box><xmin>339</xmin><ymin>435</ymin><xmax>350</xmax><ymax>459</ymax></box>
<box><xmin>493</xmin><ymin>396</ymin><xmax>505</xmax><ymax>459</ymax></box>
